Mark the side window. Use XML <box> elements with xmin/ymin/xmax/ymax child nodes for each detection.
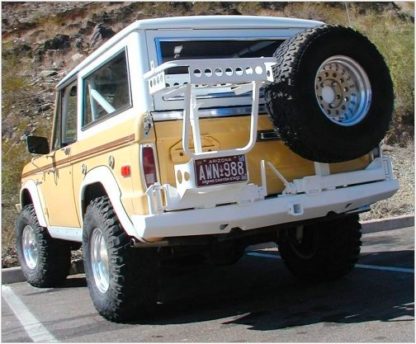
<box><xmin>83</xmin><ymin>50</ymin><xmax>131</xmax><ymax>127</ymax></box>
<box><xmin>62</xmin><ymin>83</ymin><xmax>77</xmax><ymax>146</ymax></box>
<box><xmin>52</xmin><ymin>81</ymin><xmax>77</xmax><ymax>150</ymax></box>
<box><xmin>52</xmin><ymin>96</ymin><xmax>62</xmax><ymax>150</ymax></box>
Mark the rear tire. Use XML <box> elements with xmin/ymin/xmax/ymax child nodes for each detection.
<box><xmin>16</xmin><ymin>205</ymin><xmax>71</xmax><ymax>287</ymax></box>
<box><xmin>277</xmin><ymin>215</ymin><xmax>362</xmax><ymax>282</ymax></box>
<box><xmin>83</xmin><ymin>196</ymin><xmax>159</xmax><ymax>322</ymax></box>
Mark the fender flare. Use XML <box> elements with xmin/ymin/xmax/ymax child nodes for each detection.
<box><xmin>80</xmin><ymin>166</ymin><xmax>139</xmax><ymax>239</ymax></box>
<box><xmin>20</xmin><ymin>180</ymin><xmax>48</xmax><ymax>228</ymax></box>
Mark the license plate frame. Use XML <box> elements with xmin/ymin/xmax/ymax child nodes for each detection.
<box><xmin>194</xmin><ymin>155</ymin><xmax>248</xmax><ymax>187</ymax></box>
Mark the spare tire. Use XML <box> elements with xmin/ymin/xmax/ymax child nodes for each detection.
<box><xmin>265</xmin><ymin>25</ymin><xmax>393</xmax><ymax>163</ymax></box>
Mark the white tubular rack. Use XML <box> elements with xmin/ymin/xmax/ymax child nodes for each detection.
<box><xmin>143</xmin><ymin>60</ymin><xmax>396</xmax><ymax>217</ymax></box>
<box><xmin>144</xmin><ymin>57</ymin><xmax>275</xmax><ymax>160</ymax></box>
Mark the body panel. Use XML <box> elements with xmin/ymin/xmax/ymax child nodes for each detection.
<box><xmin>154</xmin><ymin>115</ymin><xmax>371</xmax><ymax>195</ymax></box>
<box><xmin>38</xmin><ymin>148</ymin><xmax>79</xmax><ymax>227</ymax></box>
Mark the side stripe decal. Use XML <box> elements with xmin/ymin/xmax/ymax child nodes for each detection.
<box><xmin>22</xmin><ymin>134</ymin><xmax>135</xmax><ymax>178</ymax></box>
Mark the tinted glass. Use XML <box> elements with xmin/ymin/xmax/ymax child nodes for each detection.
<box><xmin>62</xmin><ymin>84</ymin><xmax>77</xmax><ymax>146</ymax></box>
<box><xmin>159</xmin><ymin>39</ymin><xmax>283</xmax><ymax>74</ymax></box>
<box><xmin>83</xmin><ymin>51</ymin><xmax>130</xmax><ymax>127</ymax></box>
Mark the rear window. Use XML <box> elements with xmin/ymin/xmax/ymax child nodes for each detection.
<box><xmin>157</xmin><ymin>39</ymin><xmax>283</xmax><ymax>74</ymax></box>
<box><xmin>152</xmin><ymin>38</ymin><xmax>284</xmax><ymax>114</ymax></box>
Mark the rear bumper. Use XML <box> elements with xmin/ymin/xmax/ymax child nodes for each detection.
<box><xmin>131</xmin><ymin>178</ymin><xmax>398</xmax><ymax>240</ymax></box>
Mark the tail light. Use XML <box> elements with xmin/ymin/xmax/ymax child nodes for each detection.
<box><xmin>141</xmin><ymin>145</ymin><xmax>158</xmax><ymax>188</ymax></box>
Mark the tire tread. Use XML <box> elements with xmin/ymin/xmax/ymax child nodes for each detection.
<box><xmin>265</xmin><ymin>25</ymin><xmax>393</xmax><ymax>162</ymax></box>
<box><xmin>83</xmin><ymin>196</ymin><xmax>158</xmax><ymax>322</ymax></box>
<box><xmin>278</xmin><ymin>215</ymin><xmax>362</xmax><ymax>282</ymax></box>
<box><xmin>16</xmin><ymin>204</ymin><xmax>71</xmax><ymax>287</ymax></box>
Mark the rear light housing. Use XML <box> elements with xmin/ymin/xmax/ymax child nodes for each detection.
<box><xmin>141</xmin><ymin>145</ymin><xmax>158</xmax><ymax>188</ymax></box>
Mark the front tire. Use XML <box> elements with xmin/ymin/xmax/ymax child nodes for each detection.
<box><xmin>277</xmin><ymin>215</ymin><xmax>362</xmax><ymax>282</ymax></box>
<box><xmin>16</xmin><ymin>205</ymin><xmax>71</xmax><ymax>287</ymax></box>
<box><xmin>83</xmin><ymin>196</ymin><xmax>159</xmax><ymax>322</ymax></box>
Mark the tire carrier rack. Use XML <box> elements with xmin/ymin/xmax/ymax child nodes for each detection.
<box><xmin>143</xmin><ymin>58</ymin><xmax>395</xmax><ymax>217</ymax></box>
<box><xmin>144</xmin><ymin>58</ymin><xmax>276</xmax><ymax>213</ymax></box>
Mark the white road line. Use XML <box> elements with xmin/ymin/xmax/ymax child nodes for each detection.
<box><xmin>246</xmin><ymin>251</ymin><xmax>280</xmax><ymax>260</ymax></box>
<box><xmin>245</xmin><ymin>251</ymin><xmax>414</xmax><ymax>274</ymax></box>
<box><xmin>355</xmin><ymin>264</ymin><xmax>414</xmax><ymax>274</ymax></box>
<box><xmin>2</xmin><ymin>285</ymin><xmax>58</xmax><ymax>343</ymax></box>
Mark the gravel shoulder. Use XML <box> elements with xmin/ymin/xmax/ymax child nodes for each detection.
<box><xmin>360</xmin><ymin>142</ymin><xmax>414</xmax><ymax>221</ymax></box>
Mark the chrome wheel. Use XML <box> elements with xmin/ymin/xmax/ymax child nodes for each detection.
<box><xmin>90</xmin><ymin>228</ymin><xmax>109</xmax><ymax>293</ymax></box>
<box><xmin>22</xmin><ymin>225</ymin><xmax>38</xmax><ymax>269</ymax></box>
<box><xmin>315</xmin><ymin>55</ymin><xmax>372</xmax><ymax>126</ymax></box>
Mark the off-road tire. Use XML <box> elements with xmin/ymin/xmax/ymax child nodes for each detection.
<box><xmin>265</xmin><ymin>25</ymin><xmax>393</xmax><ymax>162</ymax></box>
<box><xmin>83</xmin><ymin>196</ymin><xmax>159</xmax><ymax>322</ymax></box>
<box><xmin>16</xmin><ymin>204</ymin><xmax>71</xmax><ymax>287</ymax></box>
<box><xmin>277</xmin><ymin>215</ymin><xmax>362</xmax><ymax>282</ymax></box>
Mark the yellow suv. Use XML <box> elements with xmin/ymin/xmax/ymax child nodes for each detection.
<box><xmin>16</xmin><ymin>16</ymin><xmax>398</xmax><ymax>322</ymax></box>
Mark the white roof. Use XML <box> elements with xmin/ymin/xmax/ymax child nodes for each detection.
<box><xmin>58</xmin><ymin>16</ymin><xmax>324</xmax><ymax>87</ymax></box>
<box><xmin>131</xmin><ymin>15</ymin><xmax>323</xmax><ymax>30</ymax></box>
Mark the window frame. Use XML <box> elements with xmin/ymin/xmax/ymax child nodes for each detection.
<box><xmin>81</xmin><ymin>48</ymin><xmax>132</xmax><ymax>131</ymax></box>
<box><xmin>52</xmin><ymin>78</ymin><xmax>78</xmax><ymax>150</ymax></box>
<box><xmin>145</xmin><ymin>29</ymin><xmax>300</xmax><ymax>112</ymax></box>
<box><xmin>61</xmin><ymin>81</ymin><xmax>78</xmax><ymax>147</ymax></box>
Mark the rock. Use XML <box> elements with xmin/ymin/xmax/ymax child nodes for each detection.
<box><xmin>3</xmin><ymin>42</ymin><xmax>32</xmax><ymax>59</ymax></box>
<box><xmin>40</xmin><ymin>103</ymin><xmax>52</xmax><ymax>112</ymax></box>
<box><xmin>53</xmin><ymin>61</ymin><xmax>65</xmax><ymax>69</ymax></box>
<box><xmin>39</xmin><ymin>70</ymin><xmax>58</xmax><ymax>78</ymax></box>
<box><xmin>91</xmin><ymin>11</ymin><xmax>111</xmax><ymax>24</ymax></box>
<box><xmin>74</xmin><ymin>37</ymin><xmax>84</xmax><ymax>50</ymax></box>
<box><xmin>90</xmin><ymin>23</ymin><xmax>115</xmax><ymax>48</ymax></box>
<box><xmin>43</xmin><ymin>34</ymin><xmax>70</xmax><ymax>50</ymax></box>
<box><xmin>71</xmin><ymin>53</ymin><xmax>84</xmax><ymax>62</ymax></box>
<box><xmin>228</xmin><ymin>8</ymin><xmax>242</xmax><ymax>15</ymax></box>
<box><xmin>382</xmin><ymin>144</ymin><xmax>394</xmax><ymax>152</ymax></box>
<box><xmin>14</xmin><ymin>43</ymin><xmax>32</xmax><ymax>57</ymax></box>
<box><xmin>78</xmin><ymin>20</ymin><xmax>96</xmax><ymax>35</ymax></box>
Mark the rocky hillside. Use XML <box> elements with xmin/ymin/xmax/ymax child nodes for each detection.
<box><xmin>2</xmin><ymin>2</ymin><xmax>414</xmax><ymax>256</ymax></box>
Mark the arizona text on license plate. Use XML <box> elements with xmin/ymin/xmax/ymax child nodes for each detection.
<box><xmin>194</xmin><ymin>155</ymin><xmax>248</xmax><ymax>187</ymax></box>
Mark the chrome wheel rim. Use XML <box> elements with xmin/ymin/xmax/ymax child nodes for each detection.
<box><xmin>315</xmin><ymin>55</ymin><xmax>372</xmax><ymax>126</ymax></box>
<box><xmin>22</xmin><ymin>225</ymin><xmax>38</xmax><ymax>270</ymax></box>
<box><xmin>90</xmin><ymin>228</ymin><xmax>109</xmax><ymax>293</ymax></box>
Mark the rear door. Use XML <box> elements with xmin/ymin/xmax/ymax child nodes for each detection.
<box><xmin>147</xmin><ymin>30</ymin><xmax>315</xmax><ymax>195</ymax></box>
<box><xmin>147</xmin><ymin>30</ymin><xmax>370</xmax><ymax>196</ymax></box>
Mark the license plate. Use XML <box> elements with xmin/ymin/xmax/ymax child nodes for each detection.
<box><xmin>194</xmin><ymin>155</ymin><xmax>248</xmax><ymax>187</ymax></box>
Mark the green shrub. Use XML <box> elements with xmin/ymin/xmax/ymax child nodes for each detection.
<box><xmin>349</xmin><ymin>6</ymin><xmax>414</xmax><ymax>144</ymax></box>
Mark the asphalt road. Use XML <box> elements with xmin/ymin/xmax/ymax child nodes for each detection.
<box><xmin>2</xmin><ymin>226</ymin><xmax>414</xmax><ymax>343</ymax></box>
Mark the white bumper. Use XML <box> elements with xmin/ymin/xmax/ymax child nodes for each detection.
<box><xmin>131</xmin><ymin>178</ymin><xmax>398</xmax><ymax>240</ymax></box>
